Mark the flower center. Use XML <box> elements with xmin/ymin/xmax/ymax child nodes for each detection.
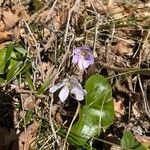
<box><xmin>65</xmin><ymin>81</ymin><xmax>72</xmax><ymax>89</ymax></box>
<box><xmin>81</xmin><ymin>49</ymin><xmax>89</xmax><ymax>57</ymax></box>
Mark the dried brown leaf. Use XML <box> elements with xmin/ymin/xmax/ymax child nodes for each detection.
<box><xmin>135</xmin><ymin>134</ymin><xmax>150</xmax><ymax>148</ymax></box>
<box><xmin>114</xmin><ymin>99</ymin><xmax>125</xmax><ymax>118</ymax></box>
<box><xmin>2</xmin><ymin>9</ymin><xmax>20</xmax><ymax>30</ymax></box>
<box><xmin>22</xmin><ymin>95</ymin><xmax>37</xmax><ymax>111</ymax></box>
<box><xmin>12</xmin><ymin>4</ymin><xmax>30</xmax><ymax>21</ymax></box>
<box><xmin>107</xmin><ymin>4</ymin><xmax>133</xmax><ymax>19</ymax></box>
<box><xmin>0</xmin><ymin>5</ymin><xmax>30</xmax><ymax>31</ymax></box>
<box><xmin>55</xmin><ymin>112</ymin><xmax>63</xmax><ymax>125</ymax></box>
<box><xmin>0</xmin><ymin>31</ymin><xmax>13</xmax><ymax>42</ymax></box>
<box><xmin>18</xmin><ymin>122</ymin><xmax>39</xmax><ymax>150</ymax></box>
<box><xmin>0</xmin><ymin>20</ymin><xmax>5</xmax><ymax>31</ymax></box>
<box><xmin>112</xmin><ymin>41</ymin><xmax>133</xmax><ymax>56</ymax></box>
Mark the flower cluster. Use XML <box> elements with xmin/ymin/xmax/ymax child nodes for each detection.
<box><xmin>49</xmin><ymin>45</ymin><xmax>94</xmax><ymax>102</ymax></box>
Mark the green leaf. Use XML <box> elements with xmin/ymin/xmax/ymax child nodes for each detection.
<box><xmin>0</xmin><ymin>45</ymin><xmax>23</xmax><ymax>75</ymax></box>
<box><xmin>20</xmin><ymin>60</ymin><xmax>31</xmax><ymax>74</ymax></box>
<box><xmin>121</xmin><ymin>131</ymin><xmax>147</xmax><ymax>150</ymax></box>
<box><xmin>25</xmin><ymin>110</ymin><xmax>34</xmax><ymax>125</ymax></box>
<box><xmin>6</xmin><ymin>62</ymin><xmax>23</xmax><ymax>82</ymax></box>
<box><xmin>0</xmin><ymin>44</ymin><xmax>31</xmax><ymax>84</ymax></box>
<box><xmin>15</xmin><ymin>47</ymin><xmax>26</xmax><ymax>56</ymax></box>
<box><xmin>37</xmin><ymin>76</ymin><xmax>51</xmax><ymax>94</ymax></box>
<box><xmin>85</xmin><ymin>74</ymin><xmax>112</xmax><ymax>109</ymax></box>
<box><xmin>0</xmin><ymin>77</ymin><xmax>5</xmax><ymax>84</ymax></box>
<box><xmin>0</xmin><ymin>48</ymin><xmax>7</xmax><ymax>74</ymax></box>
<box><xmin>26</xmin><ymin>71</ymin><xmax>35</xmax><ymax>91</ymax></box>
<box><xmin>4</xmin><ymin>44</ymin><xmax>13</xmax><ymax>64</ymax></box>
<box><xmin>70</xmin><ymin>74</ymin><xmax>114</xmax><ymax>146</ymax></box>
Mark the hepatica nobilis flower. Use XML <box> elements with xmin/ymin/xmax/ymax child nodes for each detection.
<box><xmin>72</xmin><ymin>46</ymin><xmax>94</xmax><ymax>70</ymax></box>
<box><xmin>49</xmin><ymin>77</ymin><xmax>86</xmax><ymax>102</ymax></box>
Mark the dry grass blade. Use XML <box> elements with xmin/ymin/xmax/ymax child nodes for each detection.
<box><xmin>62</xmin><ymin>102</ymin><xmax>80</xmax><ymax>150</ymax></box>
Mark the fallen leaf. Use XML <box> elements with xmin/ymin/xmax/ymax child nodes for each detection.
<box><xmin>55</xmin><ymin>112</ymin><xmax>63</xmax><ymax>125</ymax></box>
<box><xmin>12</xmin><ymin>4</ymin><xmax>30</xmax><ymax>21</ymax></box>
<box><xmin>107</xmin><ymin>3</ymin><xmax>134</xmax><ymax>19</ymax></box>
<box><xmin>112</xmin><ymin>41</ymin><xmax>133</xmax><ymax>56</ymax></box>
<box><xmin>135</xmin><ymin>134</ymin><xmax>150</xmax><ymax>148</ymax></box>
<box><xmin>18</xmin><ymin>121</ymin><xmax>39</xmax><ymax>150</ymax></box>
<box><xmin>0</xmin><ymin>5</ymin><xmax>30</xmax><ymax>31</ymax></box>
<box><xmin>0</xmin><ymin>20</ymin><xmax>5</xmax><ymax>31</ymax></box>
<box><xmin>22</xmin><ymin>95</ymin><xmax>37</xmax><ymax>110</ymax></box>
<box><xmin>0</xmin><ymin>31</ymin><xmax>13</xmax><ymax>42</ymax></box>
<box><xmin>114</xmin><ymin>99</ymin><xmax>125</xmax><ymax>118</ymax></box>
<box><xmin>2</xmin><ymin>9</ymin><xmax>20</xmax><ymax>31</ymax></box>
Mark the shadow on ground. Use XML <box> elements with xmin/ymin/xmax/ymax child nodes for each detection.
<box><xmin>0</xmin><ymin>91</ymin><xmax>19</xmax><ymax>150</ymax></box>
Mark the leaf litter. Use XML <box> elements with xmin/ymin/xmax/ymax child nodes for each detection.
<box><xmin>0</xmin><ymin>0</ymin><xmax>150</xmax><ymax>149</ymax></box>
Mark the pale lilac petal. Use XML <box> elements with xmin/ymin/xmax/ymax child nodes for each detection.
<box><xmin>82</xmin><ymin>60</ymin><xmax>91</xmax><ymax>68</ymax></box>
<box><xmin>82</xmin><ymin>58</ymin><xmax>94</xmax><ymax>68</ymax></box>
<box><xmin>59</xmin><ymin>86</ymin><xmax>69</xmax><ymax>102</ymax></box>
<box><xmin>78</xmin><ymin>58</ymin><xmax>84</xmax><ymax>70</ymax></box>
<box><xmin>88</xmin><ymin>57</ymin><xmax>94</xmax><ymax>64</ymax></box>
<box><xmin>73</xmin><ymin>47</ymin><xmax>81</xmax><ymax>54</ymax></box>
<box><xmin>71</xmin><ymin>86</ymin><xmax>85</xmax><ymax>101</ymax></box>
<box><xmin>84</xmin><ymin>51</ymin><xmax>94</xmax><ymax>60</ymax></box>
<box><xmin>72</xmin><ymin>55</ymin><xmax>79</xmax><ymax>64</ymax></box>
<box><xmin>49</xmin><ymin>83</ymin><xmax>65</xmax><ymax>93</ymax></box>
<box><xmin>70</xmin><ymin>77</ymin><xmax>83</xmax><ymax>90</ymax></box>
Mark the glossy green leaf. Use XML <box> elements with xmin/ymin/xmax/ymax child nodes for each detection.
<box><xmin>121</xmin><ymin>131</ymin><xmax>147</xmax><ymax>150</ymax></box>
<box><xmin>85</xmin><ymin>74</ymin><xmax>112</xmax><ymax>109</ymax></box>
<box><xmin>70</xmin><ymin>74</ymin><xmax>114</xmax><ymax>146</ymax></box>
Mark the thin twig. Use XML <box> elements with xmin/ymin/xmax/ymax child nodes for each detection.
<box><xmin>102</xmin><ymin>63</ymin><xmax>150</xmax><ymax>76</ymax></box>
<box><xmin>21</xmin><ymin>94</ymin><xmax>27</xmax><ymax>150</ymax></box>
<box><xmin>24</xmin><ymin>21</ymin><xmax>44</xmax><ymax>81</ymax></box>
<box><xmin>49</xmin><ymin>94</ymin><xmax>60</xmax><ymax>148</ymax></box>
<box><xmin>45</xmin><ymin>0</ymin><xmax>58</xmax><ymax>22</ymax></box>
<box><xmin>29</xmin><ymin>1</ymin><xmax>52</xmax><ymax>24</ymax></box>
<box><xmin>63</xmin><ymin>0</ymin><xmax>80</xmax><ymax>44</ymax></box>
<box><xmin>138</xmin><ymin>76</ymin><xmax>150</xmax><ymax>118</ymax></box>
<box><xmin>62</xmin><ymin>102</ymin><xmax>80</xmax><ymax>150</ymax></box>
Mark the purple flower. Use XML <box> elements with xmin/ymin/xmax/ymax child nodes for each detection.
<box><xmin>72</xmin><ymin>46</ymin><xmax>94</xmax><ymax>69</ymax></box>
<box><xmin>49</xmin><ymin>77</ymin><xmax>86</xmax><ymax>102</ymax></box>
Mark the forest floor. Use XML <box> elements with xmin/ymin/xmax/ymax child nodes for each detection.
<box><xmin>0</xmin><ymin>0</ymin><xmax>150</xmax><ymax>150</ymax></box>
